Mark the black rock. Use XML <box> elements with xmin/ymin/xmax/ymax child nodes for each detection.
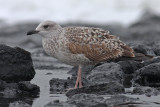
<box><xmin>44</xmin><ymin>100</ymin><xmax>77</xmax><ymax>107</ymax></box>
<box><xmin>87</xmin><ymin>62</ymin><xmax>123</xmax><ymax>85</ymax></box>
<box><xmin>49</xmin><ymin>78</ymin><xmax>74</xmax><ymax>94</ymax></box>
<box><xmin>118</xmin><ymin>61</ymin><xmax>142</xmax><ymax>87</ymax></box>
<box><xmin>104</xmin><ymin>95</ymin><xmax>139</xmax><ymax>106</ymax></box>
<box><xmin>18</xmin><ymin>81</ymin><xmax>40</xmax><ymax>97</ymax></box>
<box><xmin>154</xmin><ymin>48</ymin><xmax>160</xmax><ymax>56</ymax></box>
<box><xmin>133</xmin><ymin>86</ymin><xmax>160</xmax><ymax>96</ymax></box>
<box><xmin>0</xmin><ymin>44</ymin><xmax>35</xmax><ymax>82</ymax></box>
<box><xmin>0</xmin><ymin>80</ymin><xmax>40</xmax><ymax>98</ymax></box>
<box><xmin>0</xmin><ymin>80</ymin><xmax>6</xmax><ymax>90</ymax></box>
<box><xmin>133</xmin><ymin>62</ymin><xmax>160</xmax><ymax>87</ymax></box>
<box><xmin>50</xmin><ymin>77</ymin><xmax>91</xmax><ymax>94</ymax></box>
<box><xmin>143</xmin><ymin>56</ymin><xmax>160</xmax><ymax>66</ymax></box>
<box><xmin>66</xmin><ymin>82</ymin><xmax>124</xmax><ymax>98</ymax></box>
<box><xmin>132</xmin><ymin>44</ymin><xmax>156</xmax><ymax>56</ymax></box>
<box><xmin>67</xmin><ymin>93</ymin><xmax>106</xmax><ymax>107</ymax></box>
<box><xmin>118</xmin><ymin>61</ymin><xmax>141</xmax><ymax>74</ymax></box>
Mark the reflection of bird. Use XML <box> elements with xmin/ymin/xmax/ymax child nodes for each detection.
<box><xmin>27</xmin><ymin>20</ymin><xmax>135</xmax><ymax>89</ymax></box>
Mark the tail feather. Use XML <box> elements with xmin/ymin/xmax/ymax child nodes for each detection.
<box><xmin>132</xmin><ymin>52</ymin><xmax>154</xmax><ymax>61</ymax></box>
<box><xmin>112</xmin><ymin>52</ymin><xmax>154</xmax><ymax>62</ymax></box>
<box><xmin>121</xmin><ymin>45</ymin><xmax>134</xmax><ymax>52</ymax></box>
<box><xmin>112</xmin><ymin>45</ymin><xmax>154</xmax><ymax>62</ymax></box>
<box><xmin>121</xmin><ymin>45</ymin><xmax>135</xmax><ymax>57</ymax></box>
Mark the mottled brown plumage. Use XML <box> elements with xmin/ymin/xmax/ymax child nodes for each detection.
<box><xmin>64</xmin><ymin>27</ymin><xmax>135</xmax><ymax>63</ymax></box>
<box><xmin>27</xmin><ymin>20</ymin><xmax>135</xmax><ymax>89</ymax></box>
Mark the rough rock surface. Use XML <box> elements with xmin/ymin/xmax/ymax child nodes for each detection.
<box><xmin>66</xmin><ymin>82</ymin><xmax>124</xmax><ymax>98</ymax></box>
<box><xmin>143</xmin><ymin>56</ymin><xmax>160</xmax><ymax>66</ymax></box>
<box><xmin>133</xmin><ymin>86</ymin><xmax>160</xmax><ymax>97</ymax></box>
<box><xmin>67</xmin><ymin>94</ymin><xmax>106</xmax><ymax>107</ymax></box>
<box><xmin>118</xmin><ymin>61</ymin><xmax>142</xmax><ymax>87</ymax></box>
<box><xmin>133</xmin><ymin>62</ymin><xmax>160</xmax><ymax>87</ymax></box>
<box><xmin>50</xmin><ymin>77</ymin><xmax>91</xmax><ymax>94</ymax></box>
<box><xmin>104</xmin><ymin>95</ymin><xmax>139</xmax><ymax>106</ymax></box>
<box><xmin>132</xmin><ymin>44</ymin><xmax>156</xmax><ymax>56</ymax></box>
<box><xmin>0</xmin><ymin>80</ymin><xmax>39</xmax><ymax>107</ymax></box>
<box><xmin>87</xmin><ymin>62</ymin><xmax>124</xmax><ymax>85</ymax></box>
<box><xmin>0</xmin><ymin>80</ymin><xmax>39</xmax><ymax>98</ymax></box>
<box><xmin>44</xmin><ymin>100</ymin><xmax>77</xmax><ymax>107</ymax></box>
<box><xmin>66</xmin><ymin>94</ymin><xmax>146</xmax><ymax>107</ymax></box>
<box><xmin>0</xmin><ymin>45</ymin><xmax>35</xmax><ymax>82</ymax></box>
<box><xmin>49</xmin><ymin>78</ymin><xmax>75</xmax><ymax>94</ymax></box>
<box><xmin>0</xmin><ymin>45</ymin><xmax>39</xmax><ymax>107</ymax></box>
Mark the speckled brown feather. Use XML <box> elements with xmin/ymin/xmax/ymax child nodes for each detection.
<box><xmin>64</xmin><ymin>27</ymin><xmax>135</xmax><ymax>62</ymax></box>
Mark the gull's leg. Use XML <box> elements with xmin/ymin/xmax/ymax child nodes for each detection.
<box><xmin>78</xmin><ymin>66</ymin><xmax>82</xmax><ymax>88</ymax></box>
<box><xmin>74</xmin><ymin>66</ymin><xmax>82</xmax><ymax>89</ymax></box>
<box><xmin>74</xmin><ymin>73</ymin><xmax>79</xmax><ymax>89</ymax></box>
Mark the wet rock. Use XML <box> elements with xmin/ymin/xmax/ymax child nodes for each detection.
<box><xmin>133</xmin><ymin>62</ymin><xmax>160</xmax><ymax>87</ymax></box>
<box><xmin>118</xmin><ymin>61</ymin><xmax>141</xmax><ymax>74</ymax></box>
<box><xmin>9</xmin><ymin>101</ymin><xmax>31</xmax><ymax>107</ymax></box>
<box><xmin>154</xmin><ymin>48</ymin><xmax>160</xmax><ymax>56</ymax></box>
<box><xmin>118</xmin><ymin>61</ymin><xmax>142</xmax><ymax>87</ymax></box>
<box><xmin>105</xmin><ymin>95</ymin><xmax>157</xmax><ymax>107</ymax></box>
<box><xmin>67</xmin><ymin>93</ymin><xmax>106</xmax><ymax>107</ymax></box>
<box><xmin>87</xmin><ymin>62</ymin><xmax>123</xmax><ymax>85</ymax></box>
<box><xmin>0</xmin><ymin>80</ymin><xmax>6</xmax><ymax>90</ymax></box>
<box><xmin>67</xmin><ymin>94</ymin><xmax>143</xmax><ymax>107</ymax></box>
<box><xmin>50</xmin><ymin>77</ymin><xmax>91</xmax><ymax>94</ymax></box>
<box><xmin>0</xmin><ymin>45</ymin><xmax>35</xmax><ymax>82</ymax></box>
<box><xmin>133</xmin><ymin>86</ymin><xmax>160</xmax><ymax>96</ymax></box>
<box><xmin>143</xmin><ymin>56</ymin><xmax>160</xmax><ymax>66</ymax></box>
<box><xmin>50</xmin><ymin>66</ymin><xmax>93</xmax><ymax>94</ymax></box>
<box><xmin>104</xmin><ymin>95</ymin><xmax>138</xmax><ymax>106</ymax></box>
<box><xmin>66</xmin><ymin>82</ymin><xmax>124</xmax><ymax>98</ymax></box>
<box><xmin>44</xmin><ymin>100</ymin><xmax>77</xmax><ymax>107</ymax></box>
<box><xmin>18</xmin><ymin>81</ymin><xmax>40</xmax><ymax>97</ymax></box>
<box><xmin>132</xmin><ymin>44</ymin><xmax>156</xmax><ymax>56</ymax></box>
<box><xmin>0</xmin><ymin>80</ymin><xmax>40</xmax><ymax>98</ymax></box>
<box><xmin>49</xmin><ymin>78</ymin><xmax>74</xmax><ymax>94</ymax></box>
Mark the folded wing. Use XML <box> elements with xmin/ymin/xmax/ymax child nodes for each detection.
<box><xmin>64</xmin><ymin>27</ymin><xmax>135</xmax><ymax>63</ymax></box>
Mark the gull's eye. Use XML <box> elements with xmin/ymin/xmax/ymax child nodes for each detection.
<box><xmin>43</xmin><ymin>25</ymin><xmax>49</xmax><ymax>29</ymax></box>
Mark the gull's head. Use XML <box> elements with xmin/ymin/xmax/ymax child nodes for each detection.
<box><xmin>27</xmin><ymin>20</ymin><xmax>62</xmax><ymax>37</ymax></box>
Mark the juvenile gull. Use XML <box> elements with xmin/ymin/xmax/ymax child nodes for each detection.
<box><xmin>27</xmin><ymin>20</ymin><xmax>135</xmax><ymax>89</ymax></box>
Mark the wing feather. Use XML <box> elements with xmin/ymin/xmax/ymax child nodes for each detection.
<box><xmin>64</xmin><ymin>27</ymin><xmax>134</xmax><ymax>62</ymax></box>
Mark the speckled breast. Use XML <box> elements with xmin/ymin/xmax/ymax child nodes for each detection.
<box><xmin>42</xmin><ymin>37</ymin><xmax>93</xmax><ymax>66</ymax></box>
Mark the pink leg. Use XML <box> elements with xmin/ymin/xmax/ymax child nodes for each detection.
<box><xmin>74</xmin><ymin>66</ymin><xmax>82</xmax><ymax>89</ymax></box>
<box><xmin>78</xmin><ymin>66</ymin><xmax>82</xmax><ymax>88</ymax></box>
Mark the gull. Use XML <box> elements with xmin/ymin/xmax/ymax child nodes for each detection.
<box><xmin>27</xmin><ymin>20</ymin><xmax>135</xmax><ymax>89</ymax></box>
